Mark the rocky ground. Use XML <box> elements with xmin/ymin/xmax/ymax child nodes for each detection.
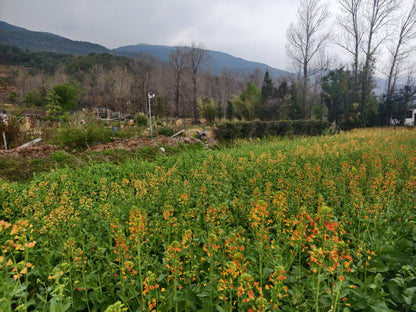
<box><xmin>0</xmin><ymin>130</ymin><xmax>217</xmax><ymax>159</ymax></box>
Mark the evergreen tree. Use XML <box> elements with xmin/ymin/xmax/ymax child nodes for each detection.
<box><xmin>50</xmin><ymin>84</ymin><xmax>78</xmax><ymax>112</ymax></box>
<box><xmin>261</xmin><ymin>71</ymin><xmax>275</xmax><ymax>101</ymax></box>
<box><xmin>379</xmin><ymin>86</ymin><xmax>415</xmax><ymax>126</ymax></box>
<box><xmin>226</xmin><ymin>100</ymin><xmax>234</xmax><ymax>120</ymax></box>
<box><xmin>156</xmin><ymin>95</ymin><xmax>164</xmax><ymax>119</ymax></box>
<box><xmin>261</xmin><ymin>71</ymin><xmax>277</xmax><ymax>120</ymax></box>
<box><xmin>232</xmin><ymin>82</ymin><xmax>262</xmax><ymax>120</ymax></box>
<box><xmin>216</xmin><ymin>101</ymin><xmax>224</xmax><ymax>121</ymax></box>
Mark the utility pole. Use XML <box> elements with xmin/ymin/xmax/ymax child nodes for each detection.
<box><xmin>148</xmin><ymin>92</ymin><xmax>155</xmax><ymax>137</ymax></box>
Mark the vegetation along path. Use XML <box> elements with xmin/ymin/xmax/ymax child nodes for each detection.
<box><xmin>0</xmin><ymin>127</ymin><xmax>415</xmax><ymax>311</ymax></box>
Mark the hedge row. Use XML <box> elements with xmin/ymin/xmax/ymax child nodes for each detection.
<box><xmin>214</xmin><ymin>120</ymin><xmax>331</xmax><ymax>141</ymax></box>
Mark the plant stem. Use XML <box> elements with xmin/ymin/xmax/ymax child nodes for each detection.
<box><xmin>315</xmin><ymin>269</ymin><xmax>321</xmax><ymax>312</ymax></box>
<box><xmin>332</xmin><ymin>280</ymin><xmax>343</xmax><ymax>312</ymax></box>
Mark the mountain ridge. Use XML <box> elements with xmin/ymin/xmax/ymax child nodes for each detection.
<box><xmin>113</xmin><ymin>43</ymin><xmax>288</xmax><ymax>77</ymax></box>
<box><xmin>0</xmin><ymin>20</ymin><xmax>289</xmax><ymax>77</ymax></box>
<box><xmin>0</xmin><ymin>21</ymin><xmax>110</xmax><ymax>55</ymax></box>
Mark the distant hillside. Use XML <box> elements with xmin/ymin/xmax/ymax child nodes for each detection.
<box><xmin>0</xmin><ymin>20</ymin><xmax>289</xmax><ymax>78</ymax></box>
<box><xmin>0</xmin><ymin>21</ymin><xmax>109</xmax><ymax>55</ymax></box>
<box><xmin>0</xmin><ymin>44</ymin><xmax>75</xmax><ymax>73</ymax></box>
<box><xmin>113</xmin><ymin>44</ymin><xmax>289</xmax><ymax>78</ymax></box>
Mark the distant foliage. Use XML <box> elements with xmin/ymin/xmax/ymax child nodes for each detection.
<box><xmin>232</xmin><ymin>82</ymin><xmax>262</xmax><ymax>121</ymax></box>
<box><xmin>198</xmin><ymin>98</ymin><xmax>217</xmax><ymax>124</ymax></box>
<box><xmin>214</xmin><ymin>120</ymin><xmax>331</xmax><ymax>141</ymax></box>
<box><xmin>45</xmin><ymin>84</ymin><xmax>78</xmax><ymax>121</ymax></box>
<box><xmin>50</xmin><ymin>84</ymin><xmax>78</xmax><ymax>111</ymax></box>
<box><xmin>24</xmin><ymin>89</ymin><xmax>44</xmax><ymax>107</ymax></box>
<box><xmin>66</xmin><ymin>53</ymin><xmax>132</xmax><ymax>76</ymax></box>
<box><xmin>0</xmin><ymin>44</ymin><xmax>74</xmax><ymax>74</ymax></box>
<box><xmin>226</xmin><ymin>100</ymin><xmax>234</xmax><ymax>120</ymax></box>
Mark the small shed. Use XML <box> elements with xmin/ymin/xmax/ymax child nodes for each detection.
<box><xmin>404</xmin><ymin>107</ymin><xmax>416</xmax><ymax>126</ymax></box>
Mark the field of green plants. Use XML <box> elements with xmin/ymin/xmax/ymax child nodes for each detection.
<box><xmin>1</xmin><ymin>128</ymin><xmax>415</xmax><ymax>312</ymax></box>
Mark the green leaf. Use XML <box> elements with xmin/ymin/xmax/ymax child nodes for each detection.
<box><xmin>62</xmin><ymin>302</ymin><xmax>72</xmax><ymax>312</ymax></box>
<box><xmin>385</xmin><ymin>280</ymin><xmax>401</xmax><ymax>302</ymax></box>
<box><xmin>157</xmin><ymin>273</ymin><xmax>166</xmax><ymax>282</ymax></box>
<box><xmin>36</xmin><ymin>293</ymin><xmax>47</xmax><ymax>304</ymax></box>
<box><xmin>403</xmin><ymin>287</ymin><xmax>416</xmax><ymax>305</ymax></box>
<box><xmin>50</xmin><ymin>297</ymin><xmax>58</xmax><ymax>312</ymax></box>
<box><xmin>371</xmin><ymin>301</ymin><xmax>393</xmax><ymax>312</ymax></box>
<box><xmin>196</xmin><ymin>291</ymin><xmax>210</xmax><ymax>298</ymax></box>
<box><xmin>403</xmin><ymin>294</ymin><xmax>413</xmax><ymax>305</ymax></box>
<box><xmin>216</xmin><ymin>305</ymin><xmax>225</xmax><ymax>312</ymax></box>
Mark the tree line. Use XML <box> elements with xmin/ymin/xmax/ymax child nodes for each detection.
<box><xmin>1</xmin><ymin>0</ymin><xmax>416</xmax><ymax>128</ymax></box>
<box><xmin>286</xmin><ymin>0</ymin><xmax>416</xmax><ymax>127</ymax></box>
<box><xmin>1</xmin><ymin>43</ymin><xmax>254</xmax><ymax>122</ymax></box>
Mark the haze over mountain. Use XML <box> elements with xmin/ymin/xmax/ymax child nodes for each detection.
<box><xmin>113</xmin><ymin>44</ymin><xmax>287</xmax><ymax>77</ymax></box>
<box><xmin>0</xmin><ymin>20</ymin><xmax>288</xmax><ymax>78</ymax></box>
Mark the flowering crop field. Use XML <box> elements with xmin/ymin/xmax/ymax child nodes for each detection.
<box><xmin>1</xmin><ymin>128</ymin><xmax>416</xmax><ymax>312</ymax></box>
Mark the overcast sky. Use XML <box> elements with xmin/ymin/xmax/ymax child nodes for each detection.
<box><xmin>1</xmin><ymin>0</ymin><xmax>415</xmax><ymax>74</ymax></box>
<box><xmin>0</xmin><ymin>0</ymin><xmax>300</xmax><ymax>70</ymax></box>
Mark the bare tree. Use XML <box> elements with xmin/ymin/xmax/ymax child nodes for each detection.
<box><xmin>185</xmin><ymin>42</ymin><xmax>206</xmax><ymax>122</ymax></box>
<box><xmin>337</xmin><ymin>0</ymin><xmax>364</xmax><ymax>83</ymax></box>
<box><xmin>361</xmin><ymin>0</ymin><xmax>398</xmax><ymax>99</ymax></box>
<box><xmin>286</xmin><ymin>0</ymin><xmax>331</xmax><ymax>118</ymax></box>
<box><xmin>336</xmin><ymin>0</ymin><xmax>398</xmax><ymax>125</ymax></box>
<box><xmin>169</xmin><ymin>46</ymin><xmax>188</xmax><ymax>117</ymax></box>
<box><xmin>247</xmin><ymin>68</ymin><xmax>264</xmax><ymax>87</ymax></box>
<box><xmin>385</xmin><ymin>0</ymin><xmax>416</xmax><ymax>99</ymax></box>
<box><xmin>111</xmin><ymin>65</ymin><xmax>133</xmax><ymax>116</ymax></box>
<box><xmin>132</xmin><ymin>53</ymin><xmax>159</xmax><ymax>113</ymax></box>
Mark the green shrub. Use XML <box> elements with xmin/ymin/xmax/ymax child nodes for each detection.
<box><xmin>214</xmin><ymin>120</ymin><xmax>331</xmax><ymax>141</ymax></box>
<box><xmin>253</xmin><ymin>121</ymin><xmax>267</xmax><ymax>137</ymax></box>
<box><xmin>54</xmin><ymin>125</ymin><xmax>114</xmax><ymax>150</ymax></box>
<box><xmin>199</xmin><ymin>98</ymin><xmax>217</xmax><ymax>124</ymax></box>
<box><xmin>158</xmin><ymin>127</ymin><xmax>174</xmax><ymax>137</ymax></box>
<box><xmin>265</xmin><ymin>121</ymin><xmax>291</xmax><ymax>136</ymax></box>
<box><xmin>135</xmin><ymin>113</ymin><xmax>148</xmax><ymax>127</ymax></box>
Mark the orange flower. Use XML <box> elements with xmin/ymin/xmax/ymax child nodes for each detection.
<box><xmin>324</xmin><ymin>221</ymin><xmax>337</xmax><ymax>232</ymax></box>
<box><xmin>247</xmin><ymin>289</ymin><xmax>254</xmax><ymax>299</ymax></box>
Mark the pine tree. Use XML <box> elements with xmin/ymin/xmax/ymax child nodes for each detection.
<box><xmin>226</xmin><ymin>100</ymin><xmax>234</xmax><ymax>120</ymax></box>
